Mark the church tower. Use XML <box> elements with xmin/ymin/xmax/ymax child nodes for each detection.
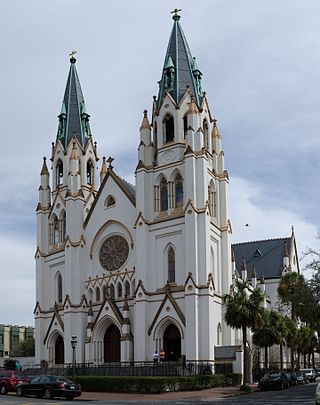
<box><xmin>35</xmin><ymin>53</ymin><xmax>99</xmax><ymax>364</ymax></box>
<box><xmin>135</xmin><ymin>11</ymin><xmax>233</xmax><ymax>361</ymax></box>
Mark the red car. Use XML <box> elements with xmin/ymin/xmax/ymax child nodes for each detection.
<box><xmin>0</xmin><ymin>370</ymin><xmax>29</xmax><ymax>394</ymax></box>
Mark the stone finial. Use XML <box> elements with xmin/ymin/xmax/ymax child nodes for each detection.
<box><xmin>40</xmin><ymin>157</ymin><xmax>49</xmax><ymax>175</ymax></box>
<box><xmin>187</xmin><ymin>96</ymin><xmax>199</xmax><ymax>115</ymax></box>
<box><xmin>283</xmin><ymin>241</ymin><xmax>289</xmax><ymax>257</ymax></box>
<box><xmin>100</xmin><ymin>156</ymin><xmax>107</xmax><ymax>175</ymax></box>
<box><xmin>140</xmin><ymin>110</ymin><xmax>151</xmax><ymax>130</ymax></box>
<box><xmin>107</xmin><ymin>156</ymin><xmax>114</xmax><ymax>170</ymax></box>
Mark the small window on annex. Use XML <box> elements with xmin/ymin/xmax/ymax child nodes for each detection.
<box><xmin>168</xmin><ymin>247</ymin><xmax>175</xmax><ymax>283</ymax></box>
<box><xmin>163</xmin><ymin>114</ymin><xmax>174</xmax><ymax>143</ymax></box>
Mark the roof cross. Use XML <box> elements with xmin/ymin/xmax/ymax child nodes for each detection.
<box><xmin>69</xmin><ymin>50</ymin><xmax>77</xmax><ymax>61</ymax></box>
<box><xmin>171</xmin><ymin>8</ymin><xmax>182</xmax><ymax>16</ymax></box>
<box><xmin>107</xmin><ymin>156</ymin><xmax>114</xmax><ymax>169</ymax></box>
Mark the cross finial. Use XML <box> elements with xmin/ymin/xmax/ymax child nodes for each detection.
<box><xmin>171</xmin><ymin>8</ymin><xmax>182</xmax><ymax>20</ymax></box>
<box><xmin>107</xmin><ymin>156</ymin><xmax>114</xmax><ymax>169</ymax></box>
<box><xmin>69</xmin><ymin>50</ymin><xmax>77</xmax><ymax>63</ymax></box>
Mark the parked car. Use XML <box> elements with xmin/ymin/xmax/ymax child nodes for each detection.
<box><xmin>258</xmin><ymin>370</ymin><xmax>290</xmax><ymax>390</ymax></box>
<box><xmin>296</xmin><ymin>371</ymin><xmax>309</xmax><ymax>384</ymax></box>
<box><xmin>0</xmin><ymin>370</ymin><xmax>29</xmax><ymax>395</ymax></box>
<box><xmin>286</xmin><ymin>371</ymin><xmax>298</xmax><ymax>386</ymax></box>
<box><xmin>316</xmin><ymin>381</ymin><xmax>320</xmax><ymax>405</ymax></box>
<box><xmin>300</xmin><ymin>368</ymin><xmax>316</xmax><ymax>382</ymax></box>
<box><xmin>16</xmin><ymin>375</ymin><xmax>81</xmax><ymax>400</ymax></box>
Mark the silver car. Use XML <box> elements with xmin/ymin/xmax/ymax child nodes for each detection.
<box><xmin>300</xmin><ymin>368</ymin><xmax>316</xmax><ymax>382</ymax></box>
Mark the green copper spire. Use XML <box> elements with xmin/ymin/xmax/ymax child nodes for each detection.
<box><xmin>157</xmin><ymin>11</ymin><xmax>203</xmax><ymax>107</ymax></box>
<box><xmin>57</xmin><ymin>52</ymin><xmax>91</xmax><ymax>148</ymax></box>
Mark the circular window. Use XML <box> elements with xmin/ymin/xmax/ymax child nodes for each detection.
<box><xmin>99</xmin><ymin>235</ymin><xmax>129</xmax><ymax>271</ymax></box>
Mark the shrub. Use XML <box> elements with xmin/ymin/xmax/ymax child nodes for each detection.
<box><xmin>4</xmin><ymin>358</ymin><xmax>16</xmax><ymax>370</ymax></box>
<box><xmin>74</xmin><ymin>374</ymin><xmax>225</xmax><ymax>393</ymax></box>
<box><xmin>224</xmin><ymin>373</ymin><xmax>242</xmax><ymax>385</ymax></box>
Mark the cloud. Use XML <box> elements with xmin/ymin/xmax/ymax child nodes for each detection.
<box><xmin>0</xmin><ymin>234</ymin><xmax>35</xmax><ymax>326</ymax></box>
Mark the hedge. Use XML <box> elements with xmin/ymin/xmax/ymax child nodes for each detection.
<box><xmin>73</xmin><ymin>374</ymin><xmax>226</xmax><ymax>393</ymax></box>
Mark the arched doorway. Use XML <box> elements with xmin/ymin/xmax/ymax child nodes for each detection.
<box><xmin>104</xmin><ymin>324</ymin><xmax>120</xmax><ymax>362</ymax></box>
<box><xmin>55</xmin><ymin>335</ymin><xmax>64</xmax><ymax>364</ymax></box>
<box><xmin>163</xmin><ymin>324</ymin><xmax>181</xmax><ymax>361</ymax></box>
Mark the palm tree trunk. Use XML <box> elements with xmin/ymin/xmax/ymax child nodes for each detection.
<box><xmin>291</xmin><ymin>347</ymin><xmax>294</xmax><ymax>371</ymax></box>
<box><xmin>280</xmin><ymin>344</ymin><xmax>283</xmax><ymax>371</ymax></box>
<box><xmin>242</xmin><ymin>325</ymin><xmax>247</xmax><ymax>386</ymax></box>
<box><xmin>264</xmin><ymin>346</ymin><xmax>268</xmax><ymax>370</ymax></box>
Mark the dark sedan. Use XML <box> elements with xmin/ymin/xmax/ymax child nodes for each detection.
<box><xmin>258</xmin><ymin>370</ymin><xmax>290</xmax><ymax>390</ymax></box>
<box><xmin>16</xmin><ymin>375</ymin><xmax>81</xmax><ymax>400</ymax></box>
<box><xmin>296</xmin><ymin>371</ymin><xmax>309</xmax><ymax>384</ymax></box>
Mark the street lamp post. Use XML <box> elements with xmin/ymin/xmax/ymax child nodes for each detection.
<box><xmin>70</xmin><ymin>336</ymin><xmax>77</xmax><ymax>381</ymax></box>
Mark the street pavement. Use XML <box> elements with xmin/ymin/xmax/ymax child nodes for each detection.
<box><xmin>0</xmin><ymin>382</ymin><xmax>317</xmax><ymax>404</ymax></box>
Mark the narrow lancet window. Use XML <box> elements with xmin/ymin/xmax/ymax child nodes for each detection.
<box><xmin>57</xmin><ymin>273</ymin><xmax>62</xmax><ymax>303</ymax></box>
<box><xmin>56</xmin><ymin>160</ymin><xmax>64</xmax><ymax>187</ymax></box>
<box><xmin>168</xmin><ymin>247</ymin><xmax>175</xmax><ymax>283</ymax></box>
<box><xmin>160</xmin><ymin>177</ymin><xmax>168</xmax><ymax>212</ymax></box>
<box><xmin>87</xmin><ymin>160</ymin><xmax>94</xmax><ymax>185</ymax></box>
<box><xmin>164</xmin><ymin>114</ymin><xmax>174</xmax><ymax>143</ymax></box>
<box><xmin>175</xmin><ymin>174</ymin><xmax>183</xmax><ymax>208</ymax></box>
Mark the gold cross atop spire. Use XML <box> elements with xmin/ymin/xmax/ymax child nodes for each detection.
<box><xmin>171</xmin><ymin>8</ymin><xmax>182</xmax><ymax>16</ymax></box>
<box><xmin>69</xmin><ymin>50</ymin><xmax>77</xmax><ymax>61</ymax></box>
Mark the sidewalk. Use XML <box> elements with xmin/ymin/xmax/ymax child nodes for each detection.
<box><xmin>80</xmin><ymin>385</ymin><xmax>256</xmax><ymax>401</ymax></box>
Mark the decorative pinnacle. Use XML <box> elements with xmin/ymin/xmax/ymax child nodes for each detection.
<box><xmin>171</xmin><ymin>8</ymin><xmax>182</xmax><ymax>20</ymax></box>
<box><xmin>41</xmin><ymin>156</ymin><xmax>49</xmax><ymax>175</ymax></box>
<box><xmin>69</xmin><ymin>50</ymin><xmax>77</xmax><ymax>63</ymax></box>
<box><xmin>252</xmin><ymin>265</ymin><xmax>257</xmax><ymax>278</ymax></box>
<box><xmin>241</xmin><ymin>256</ymin><xmax>247</xmax><ymax>271</ymax></box>
<box><xmin>100</xmin><ymin>156</ymin><xmax>107</xmax><ymax>175</ymax></box>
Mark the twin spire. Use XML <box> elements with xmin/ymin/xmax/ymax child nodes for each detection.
<box><xmin>56</xmin><ymin>12</ymin><xmax>203</xmax><ymax>147</ymax></box>
<box><xmin>57</xmin><ymin>52</ymin><xmax>91</xmax><ymax>149</ymax></box>
<box><xmin>157</xmin><ymin>11</ymin><xmax>203</xmax><ymax>108</ymax></box>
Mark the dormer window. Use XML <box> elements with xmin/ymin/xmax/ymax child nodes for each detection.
<box><xmin>163</xmin><ymin>114</ymin><xmax>174</xmax><ymax>143</ymax></box>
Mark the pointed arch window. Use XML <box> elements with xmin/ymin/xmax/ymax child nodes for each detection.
<box><xmin>96</xmin><ymin>287</ymin><xmax>101</xmax><ymax>302</ymax></box>
<box><xmin>57</xmin><ymin>273</ymin><xmax>62</xmax><ymax>303</ymax></box>
<box><xmin>60</xmin><ymin>211</ymin><xmax>66</xmax><ymax>243</ymax></box>
<box><xmin>125</xmin><ymin>281</ymin><xmax>130</xmax><ymax>297</ymax></box>
<box><xmin>175</xmin><ymin>173</ymin><xmax>183</xmax><ymax>208</ymax></box>
<box><xmin>109</xmin><ymin>284</ymin><xmax>115</xmax><ymax>299</ymax></box>
<box><xmin>56</xmin><ymin>160</ymin><xmax>64</xmax><ymax>187</ymax></box>
<box><xmin>54</xmin><ymin>217</ymin><xmax>59</xmax><ymax>245</ymax></box>
<box><xmin>168</xmin><ymin>247</ymin><xmax>175</xmax><ymax>283</ymax></box>
<box><xmin>183</xmin><ymin>115</ymin><xmax>188</xmax><ymax>138</ymax></box>
<box><xmin>117</xmin><ymin>282</ymin><xmax>122</xmax><ymax>298</ymax></box>
<box><xmin>163</xmin><ymin>114</ymin><xmax>174</xmax><ymax>143</ymax></box>
<box><xmin>105</xmin><ymin>195</ymin><xmax>116</xmax><ymax>208</ymax></box>
<box><xmin>203</xmin><ymin>119</ymin><xmax>209</xmax><ymax>149</ymax></box>
<box><xmin>160</xmin><ymin>177</ymin><xmax>168</xmax><ymax>212</ymax></box>
<box><xmin>217</xmin><ymin>323</ymin><xmax>222</xmax><ymax>346</ymax></box>
<box><xmin>87</xmin><ymin>160</ymin><xmax>94</xmax><ymax>185</ymax></box>
<box><xmin>208</xmin><ymin>180</ymin><xmax>216</xmax><ymax>218</ymax></box>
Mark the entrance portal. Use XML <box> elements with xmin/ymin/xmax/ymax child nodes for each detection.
<box><xmin>55</xmin><ymin>335</ymin><xmax>64</xmax><ymax>364</ymax></box>
<box><xmin>163</xmin><ymin>323</ymin><xmax>181</xmax><ymax>361</ymax></box>
<box><xmin>104</xmin><ymin>324</ymin><xmax>120</xmax><ymax>362</ymax></box>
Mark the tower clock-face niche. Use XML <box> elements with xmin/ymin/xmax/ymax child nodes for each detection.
<box><xmin>99</xmin><ymin>235</ymin><xmax>129</xmax><ymax>272</ymax></box>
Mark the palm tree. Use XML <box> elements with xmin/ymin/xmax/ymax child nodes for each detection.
<box><xmin>283</xmin><ymin>317</ymin><xmax>298</xmax><ymax>371</ymax></box>
<box><xmin>223</xmin><ymin>279</ymin><xmax>265</xmax><ymax>386</ymax></box>
<box><xmin>252</xmin><ymin>310</ymin><xmax>287</xmax><ymax>370</ymax></box>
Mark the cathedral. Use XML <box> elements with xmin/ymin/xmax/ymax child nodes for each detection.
<box><xmin>34</xmin><ymin>12</ymin><xmax>238</xmax><ymax>366</ymax></box>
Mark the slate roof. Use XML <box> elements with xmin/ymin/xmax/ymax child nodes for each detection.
<box><xmin>157</xmin><ymin>14</ymin><xmax>203</xmax><ymax>107</ymax></box>
<box><xmin>232</xmin><ymin>237</ymin><xmax>291</xmax><ymax>280</ymax></box>
<box><xmin>214</xmin><ymin>345</ymin><xmax>241</xmax><ymax>360</ymax></box>
<box><xmin>57</xmin><ymin>56</ymin><xmax>91</xmax><ymax>148</ymax></box>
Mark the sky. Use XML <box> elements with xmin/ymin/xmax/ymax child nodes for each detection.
<box><xmin>0</xmin><ymin>0</ymin><xmax>319</xmax><ymax>326</ymax></box>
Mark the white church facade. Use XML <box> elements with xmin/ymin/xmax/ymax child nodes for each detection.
<box><xmin>35</xmin><ymin>13</ymin><xmax>248</xmax><ymax>367</ymax></box>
